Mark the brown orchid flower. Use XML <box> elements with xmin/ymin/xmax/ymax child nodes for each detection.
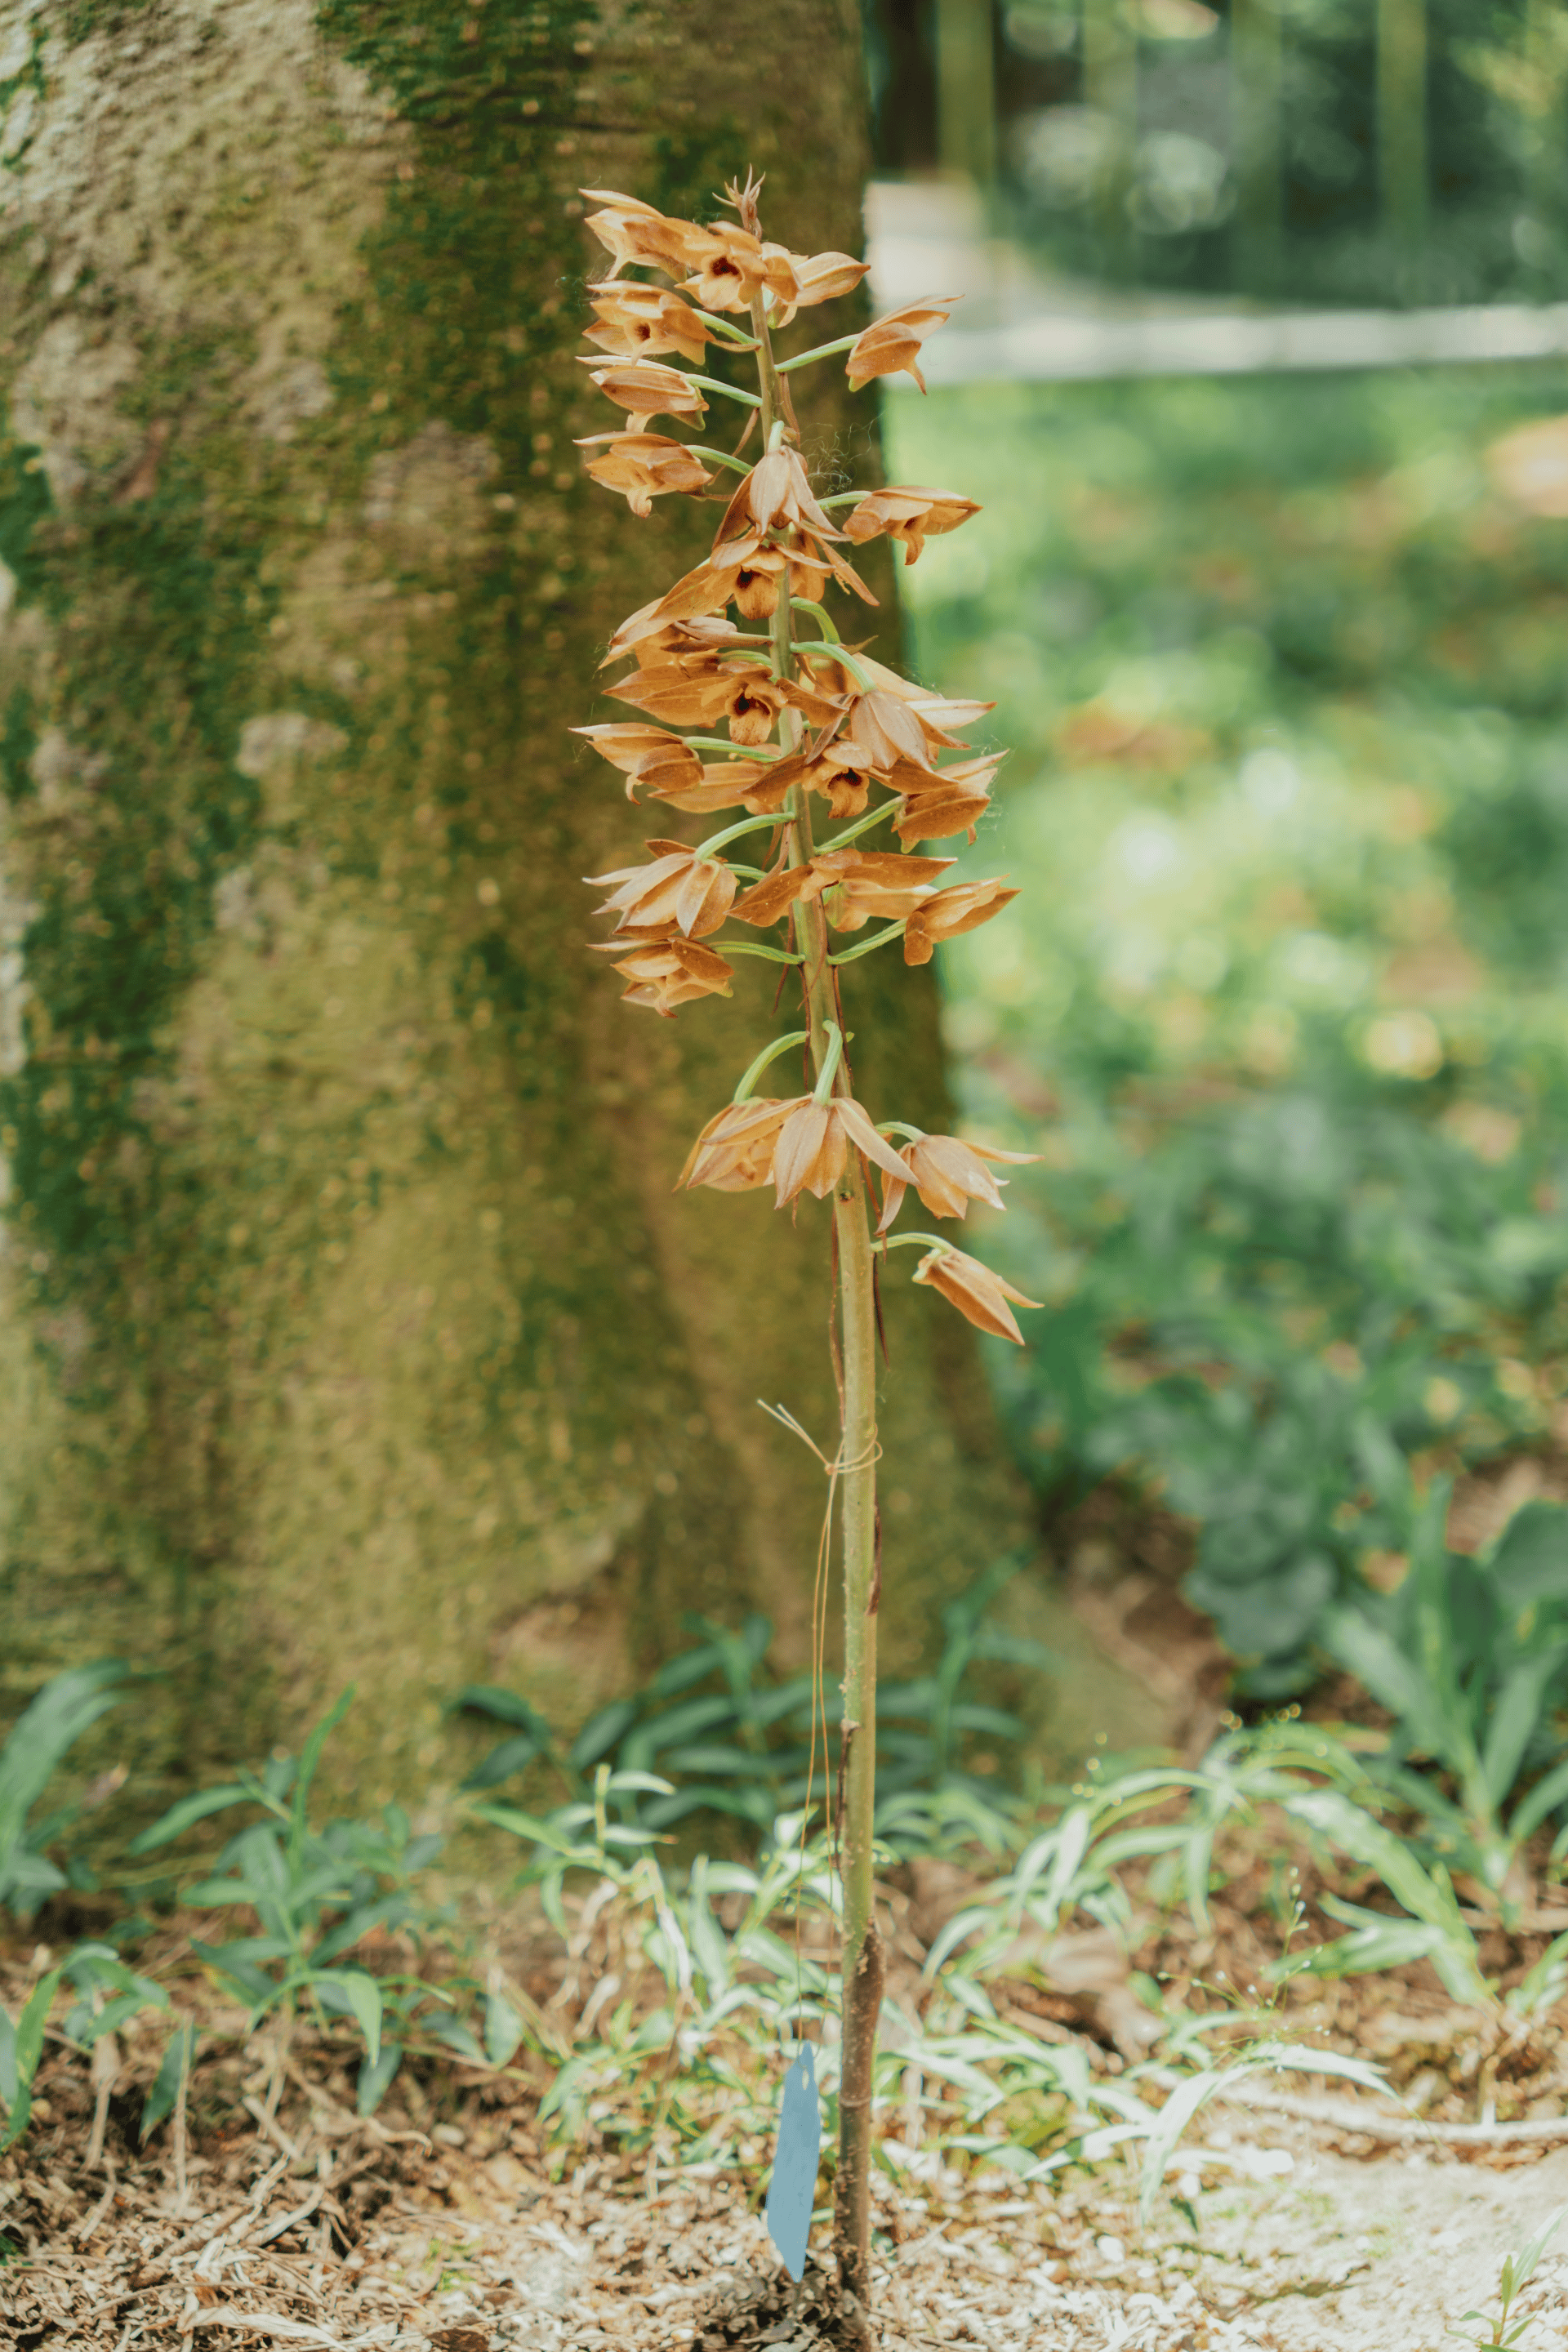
<box><xmin>725</xmin><ymin>547</ymin><xmax>791</xmax><ymax>620</ymax></box>
<box><xmin>737</xmin><ymin>739</ymin><xmax>880</xmax><ymax>821</ymax></box>
<box><xmin>608</xmin><ymin>660</ymin><xmax>767</xmax><ymax>733</ymax></box>
<box><xmin>653</xmin><ymin>762</ymin><xmax>782</xmax><ymax>817</ymax></box>
<box><xmin>581</xmin><ymin>189</ymin><xmax>705</xmax><ymax>279</ymax></box>
<box><xmin>583</xmin><ymin>359</ymin><xmax>708</xmax><ymax>426</ymax></box>
<box><xmin>586</xmin><ymin>840</ymin><xmax>737</xmax><ymax>938</ymax></box>
<box><xmin>728</xmin><ymin>847</ymin><xmax>950</xmax><ymax>930</ymax></box>
<box><xmin>602</xmin><ymin>605</ymin><xmax>744</xmax><ymax>670</ymax></box>
<box><xmin>679</xmin><ymin>223</ymin><xmax>797</xmax><ymax>314</ymax></box>
<box><xmin>911</xmin><ymin>1244</ymin><xmax>1042</xmax><ymax>1345</ymax></box>
<box><xmin>572</xmin><ymin>723</ymin><xmax>706</xmax><ymax>801</ymax></box>
<box><xmin>611</xmin><ymin>657</ymin><xmax>838</xmax><ymax>745</ymax></box>
<box><xmin>677</xmin><ymin>1095</ymin><xmax>801</xmax><ymax>1193</ymax></box>
<box><xmin>892</xmin><ymin>752</ymin><xmax>1007</xmax><ymax>846</ymax></box>
<box><xmin>843</xmin><ymin>484</ymin><xmax>981</xmax><ymax>564</ymax></box>
<box><xmin>817</xmin><ymin>849</ymin><xmax>956</xmax><ymax>927</ymax></box>
<box><xmin>876</xmin><ymin>1132</ymin><xmax>1042</xmax><ymax>1231</ymax></box>
<box><xmin>826</xmin><ymin>651</ymin><xmax>996</xmax><ymax>737</ymax></box>
<box><xmin>712</xmin><ymin>449</ymin><xmax>846</xmax><ymax>549</ymax></box>
<box><xmin>845</xmin><ymin>301</ymin><xmax>958</xmax><ymax>394</ymax></box>
<box><xmin>902</xmin><ymin>877</ymin><xmax>1018</xmax><ymax>964</ymax></box>
<box><xmin>596</xmin><ymin>933</ymin><xmax>735</xmax><ymax>1018</ymax></box>
<box><xmin>772</xmin><ymin>1094</ymin><xmax>913</xmax><ymax>1207</ymax></box>
<box><xmin>575</xmin><ymin>432</ymin><xmax>713</xmax><ymax>517</ymax></box>
<box><xmin>844</xmin><ymin>688</ymin><xmax>965</xmax><ymax>774</ymax></box>
<box><xmin>782</xmin><ymin>248</ymin><xmax>872</xmax><ymax>311</ymax></box>
<box><xmin>584</xmin><ymin>283</ymin><xmax>738</xmax><ymax>365</ymax></box>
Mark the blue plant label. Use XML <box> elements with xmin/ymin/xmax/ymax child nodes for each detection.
<box><xmin>764</xmin><ymin>2040</ymin><xmax>822</xmax><ymax>2282</ymax></box>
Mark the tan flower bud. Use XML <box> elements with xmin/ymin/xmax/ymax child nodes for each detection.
<box><xmin>911</xmin><ymin>1245</ymin><xmax>1042</xmax><ymax>1345</ymax></box>
<box><xmin>901</xmin><ymin>877</ymin><xmax>1018</xmax><ymax>964</ymax></box>
<box><xmin>572</xmin><ymin>722</ymin><xmax>704</xmax><ymax>800</ymax></box>
<box><xmin>875</xmin><ymin>1132</ymin><xmax>1042</xmax><ymax>1232</ymax></box>
<box><xmin>844</xmin><ymin>301</ymin><xmax>957</xmax><ymax>394</ymax></box>
<box><xmin>599</xmin><ymin>933</ymin><xmax>734</xmax><ymax>1018</ymax></box>
<box><xmin>582</xmin><ymin>359</ymin><xmax>708</xmax><ymax>426</ymax></box>
<box><xmin>842</xmin><ymin>484</ymin><xmax>981</xmax><ymax>564</ymax></box>
<box><xmin>585</xmin><ymin>840</ymin><xmax>737</xmax><ymax>939</ymax></box>
<box><xmin>575</xmin><ymin>432</ymin><xmax>713</xmax><ymax>516</ymax></box>
<box><xmin>678</xmin><ymin>1095</ymin><xmax>804</xmax><ymax>1192</ymax></box>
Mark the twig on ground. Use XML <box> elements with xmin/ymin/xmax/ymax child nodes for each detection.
<box><xmin>85</xmin><ymin>2029</ymin><xmax>121</xmax><ymax>2171</ymax></box>
<box><xmin>1222</xmin><ymin>2083</ymin><xmax>1568</xmax><ymax>2145</ymax></box>
<box><xmin>245</xmin><ymin>2093</ymin><xmax>304</xmax><ymax>2163</ymax></box>
<box><xmin>74</xmin><ymin>2157</ymin><xmax>118</xmax><ymax>2243</ymax></box>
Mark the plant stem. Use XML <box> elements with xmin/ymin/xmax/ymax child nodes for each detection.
<box><xmin>751</xmin><ymin>280</ymin><xmax>882</xmax><ymax>2332</ymax></box>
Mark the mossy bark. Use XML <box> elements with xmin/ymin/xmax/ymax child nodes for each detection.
<box><xmin>0</xmin><ymin>0</ymin><xmax>1034</xmax><ymax>1813</ymax></box>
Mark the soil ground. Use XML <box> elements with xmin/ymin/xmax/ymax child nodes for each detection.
<box><xmin>7</xmin><ymin>2041</ymin><xmax>1568</xmax><ymax>2350</ymax></box>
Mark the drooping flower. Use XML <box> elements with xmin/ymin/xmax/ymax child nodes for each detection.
<box><xmin>584</xmin><ymin>283</ymin><xmax>736</xmax><ymax>364</ymax></box>
<box><xmin>911</xmin><ymin>1245</ymin><xmax>1042</xmax><ymax>1344</ymax></box>
<box><xmin>677</xmin><ymin>1095</ymin><xmax>804</xmax><ymax>1192</ymax></box>
<box><xmin>582</xmin><ymin>360</ymin><xmax>708</xmax><ymax>426</ymax></box>
<box><xmin>844</xmin><ymin>301</ymin><xmax>957</xmax><ymax>394</ymax></box>
<box><xmin>784</xmin><ymin>248</ymin><xmax>871</xmax><ymax>309</ymax></box>
<box><xmin>581</xmin><ymin>189</ymin><xmax>706</xmax><ymax>279</ymax></box>
<box><xmin>728</xmin><ymin>847</ymin><xmax>949</xmax><ymax>930</ymax></box>
<box><xmin>678</xmin><ymin>223</ymin><xmax>797</xmax><ymax>314</ymax></box>
<box><xmin>602</xmin><ymin>605</ymin><xmax>744</xmax><ymax>670</ymax></box>
<box><xmin>585</xmin><ymin>840</ymin><xmax>737</xmax><ymax>938</ymax></box>
<box><xmin>575</xmin><ymin>433</ymin><xmax>713</xmax><ymax>517</ymax></box>
<box><xmin>594</xmin><ymin>933</ymin><xmax>735</xmax><ymax>1017</ymax></box>
<box><xmin>815</xmin><ymin>849</ymin><xmax>955</xmax><ymax>927</ymax></box>
<box><xmin>892</xmin><ymin>752</ymin><xmax>1006</xmax><ymax>846</ymax></box>
<box><xmin>735</xmin><ymin>739</ymin><xmax>880</xmax><ymax>821</ymax></box>
<box><xmin>842</xmin><ymin>484</ymin><xmax>980</xmax><ymax>564</ymax></box>
<box><xmin>772</xmin><ymin>1094</ymin><xmax>913</xmax><ymax>1206</ymax></box>
<box><xmin>844</xmin><ymin>688</ymin><xmax>963</xmax><ymax>775</ymax></box>
<box><xmin>711</xmin><ymin>449</ymin><xmax>845</xmax><ymax>549</ymax></box>
<box><xmin>875</xmin><ymin>1131</ymin><xmax>1042</xmax><ymax>1230</ymax></box>
<box><xmin>572</xmin><ymin>723</ymin><xmax>705</xmax><ymax>801</ymax></box>
<box><xmin>902</xmin><ymin>877</ymin><xmax>1018</xmax><ymax>964</ymax></box>
<box><xmin>654</xmin><ymin>761</ymin><xmax>784</xmax><ymax>817</ymax></box>
<box><xmin>610</xmin><ymin>657</ymin><xmax>837</xmax><ymax>746</ymax></box>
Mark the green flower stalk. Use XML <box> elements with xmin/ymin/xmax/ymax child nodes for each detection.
<box><xmin>572</xmin><ymin>167</ymin><xmax>1041</xmax><ymax>2326</ymax></box>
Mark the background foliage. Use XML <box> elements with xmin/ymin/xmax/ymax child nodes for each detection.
<box><xmin>889</xmin><ymin>359</ymin><xmax>1568</xmax><ymax>1690</ymax></box>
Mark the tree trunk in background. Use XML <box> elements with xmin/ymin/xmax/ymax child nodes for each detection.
<box><xmin>0</xmin><ymin>0</ymin><xmax>1080</xmax><ymax>1813</ymax></box>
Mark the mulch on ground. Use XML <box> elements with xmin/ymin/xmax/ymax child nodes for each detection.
<box><xmin>9</xmin><ymin>1808</ymin><xmax>1568</xmax><ymax>2351</ymax></box>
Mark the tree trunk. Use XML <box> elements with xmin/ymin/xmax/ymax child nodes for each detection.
<box><xmin>0</xmin><ymin>0</ymin><xmax>1035</xmax><ymax>1809</ymax></box>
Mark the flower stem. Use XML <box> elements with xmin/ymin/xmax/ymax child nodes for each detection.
<box><xmin>818</xmin><ymin>802</ymin><xmax>901</xmax><ymax>854</ymax></box>
<box><xmin>683</xmin><ymin>443</ymin><xmax>754</xmax><ymax>475</ymax></box>
<box><xmin>751</xmin><ymin>276</ymin><xmax>881</xmax><ymax>2334</ymax></box>
<box><xmin>733</xmin><ymin>1030</ymin><xmax>811</xmax><ymax>1104</ymax></box>
<box><xmin>829</xmin><ymin>922</ymin><xmax>906</xmax><ymax>968</ymax></box>
<box><xmin>777</xmin><ymin>332</ymin><xmax>859</xmax><ymax>373</ymax></box>
<box><xmin>684</xmin><ymin>373</ymin><xmax>763</xmax><ymax>408</ymax></box>
<box><xmin>793</xmin><ymin>641</ymin><xmax>875</xmax><ymax>689</ymax></box>
<box><xmin>790</xmin><ymin>596</ymin><xmax>840</xmax><ymax>644</ymax></box>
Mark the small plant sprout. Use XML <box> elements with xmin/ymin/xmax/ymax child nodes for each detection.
<box><xmin>1447</xmin><ymin>2207</ymin><xmax>1566</xmax><ymax>2348</ymax></box>
<box><xmin>572</xmin><ymin>169</ymin><xmax>1040</xmax><ymax>2321</ymax></box>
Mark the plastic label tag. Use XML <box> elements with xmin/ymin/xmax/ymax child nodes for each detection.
<box><xmin>764</xmin><ymin>2039</ymin><xmax>822</xmax><ymax>2282</ymax></box>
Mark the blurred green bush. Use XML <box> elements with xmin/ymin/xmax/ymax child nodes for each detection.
<box><xmin>889</xmin><ymin>364</ymin><xmax>1568</xmax><ymax>1689</ymax></box>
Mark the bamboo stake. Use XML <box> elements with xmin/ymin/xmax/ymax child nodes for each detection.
<box><xmin>747</xmin><ymin>279</ymin><xmax>884</xmax><ymax>2336</ymax></box>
